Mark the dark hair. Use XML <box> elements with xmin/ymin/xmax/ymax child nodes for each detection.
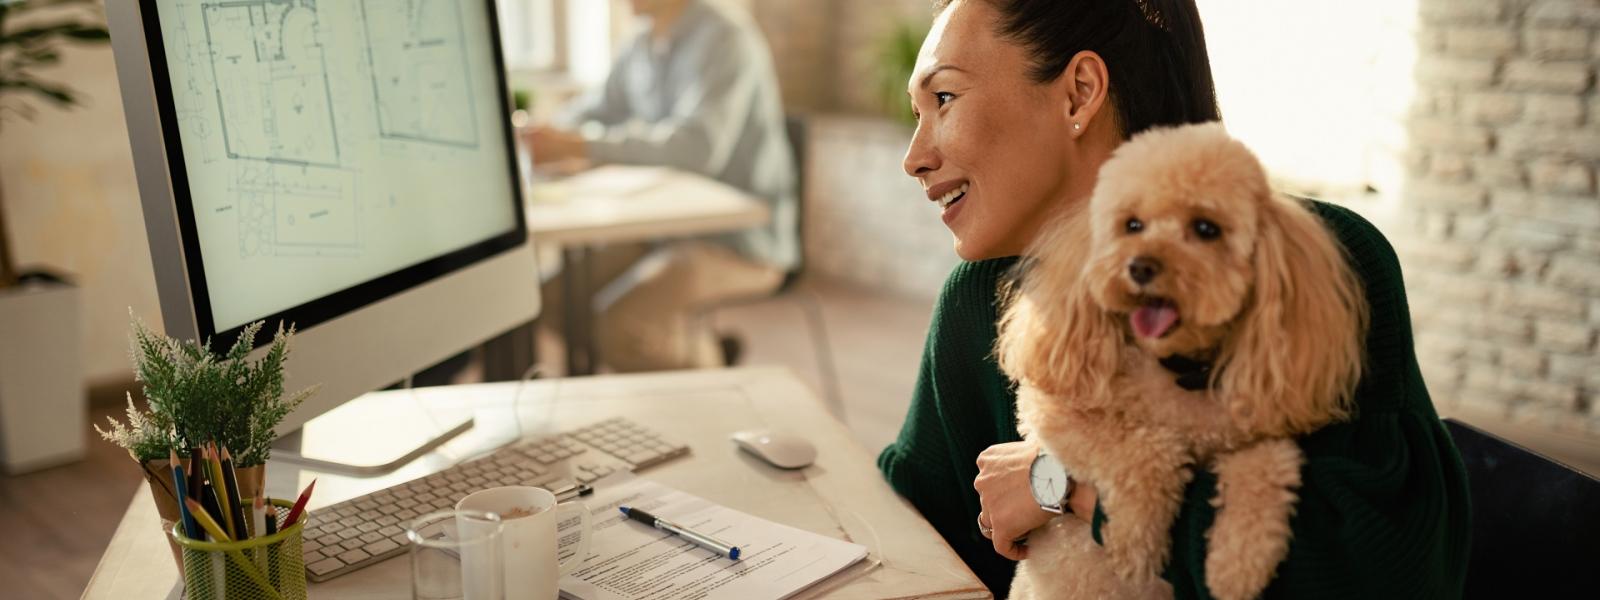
<box><xmin>934</xmin><ymin>0</ymin><xmax>1221</xmax><ymax>138</ymax></box>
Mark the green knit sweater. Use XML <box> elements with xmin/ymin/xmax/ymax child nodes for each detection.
<box><xmin>877</xmin><ymin>201</ymin><xmax>1472</xmax><ymax>599</ymax></box>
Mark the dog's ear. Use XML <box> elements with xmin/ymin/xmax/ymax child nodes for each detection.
<box><xmin>1216</xmin><ymin>194</ymin><xmax>1368</xmax><ymax>436</ymax></box>
<box><xmin>997</xmin><ymin>210</ymin><xmax>1122</xmax><ymax>405</ymax></box>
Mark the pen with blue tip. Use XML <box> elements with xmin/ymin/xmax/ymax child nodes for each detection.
<box><xmin>619</xmin><ymin>506</ymin><xmax>741</xmax><ymax>560</ymax></box>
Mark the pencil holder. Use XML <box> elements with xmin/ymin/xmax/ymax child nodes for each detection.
<box><xmin>169</xmin><ymin>498</ymin><xmax>308</xmax><ymax>600</ymax></box>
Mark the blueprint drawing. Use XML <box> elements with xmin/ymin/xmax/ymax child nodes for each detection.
<box><xmin>232</xmin><ymin>163</ymin><xmax>358</xmax><ymax>257</ymax></box>
<box><xmin>361</xmin><ymin>0</ymin><xmax>481</xmax><ymax>148</ymax></box>
<box><xmin>202</xmin><ymin>0</ymin><xmax>341</xmax><ymax>167</ymax></box>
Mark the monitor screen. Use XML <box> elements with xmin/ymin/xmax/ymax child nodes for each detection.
<box><xmin>140</xmin><ymin>0</ymin><xmax>525</xmax><ymax>340</ymax></box>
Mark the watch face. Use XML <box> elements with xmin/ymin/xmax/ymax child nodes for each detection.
<box><xmin>1030</xmin><ymin>453</ymin><xmax>1070</xmax><ymax>507</ymax></box>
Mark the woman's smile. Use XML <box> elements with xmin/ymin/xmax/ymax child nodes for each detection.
<box><xmin>941</xmin><ymin>184</ymin><xmax>969</xmax><ymax>225</ymax></box>
<box><xmin>930</xmin><ymin>181</ymin><xmax>969</xmax><ymax>209</ymax></box>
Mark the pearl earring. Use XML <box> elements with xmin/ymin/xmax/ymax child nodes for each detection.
<box><xmin>1073</xmin><ymin>122</ymin><xmax>1082</xmax><ymax>131</ymax></box>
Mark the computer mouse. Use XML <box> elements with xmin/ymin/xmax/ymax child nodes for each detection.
<box><xmin>730</xmin><ymin>429</ymin><xmax>817</xmax><ymax>469</ymax></box>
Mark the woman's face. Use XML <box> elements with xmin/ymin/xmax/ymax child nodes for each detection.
<box><xmin>903</xmin><ymin>1</ymin><xmax>1087</xmax><ymax>260</ymax></box>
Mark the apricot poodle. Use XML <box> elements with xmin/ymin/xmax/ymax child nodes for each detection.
<box><xmin>998</xmin><ymin>122</ymin><xmax>1368</xmax><ymax>600</ymax></box>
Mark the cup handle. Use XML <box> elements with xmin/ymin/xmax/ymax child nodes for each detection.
<box><xmin>555</xmin><ymin>501</ymin><xmax>593</xmax><ymax>577</ymax></box>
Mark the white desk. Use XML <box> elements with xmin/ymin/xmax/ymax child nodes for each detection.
<box><xmin>82</xmin><ymin>367</ymin><xmax>989</xmax><ymax>599</ymax></box>
<box><xmin>526</xmin><ymin>166</ymin><xmax>771</xmax><ymax>375</ymax></box>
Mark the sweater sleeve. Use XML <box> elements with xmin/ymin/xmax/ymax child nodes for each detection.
<box><xmin>878</xmin><ymin>258</ymin><xmax>1025</xmax><ymax>596</ymax></box>
<box><xmin>1155</xmin><ymin>202</ymin><xmax>1472</xmax><ymax>599</ymax></box>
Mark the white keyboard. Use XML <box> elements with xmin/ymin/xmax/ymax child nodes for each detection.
<box><xmin>301</xmin><ymin>417</ymin><xmax>689</xmax><ymax>582</ymax></box>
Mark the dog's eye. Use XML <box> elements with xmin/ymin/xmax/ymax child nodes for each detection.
<box><xmin>1125</xmin><ymin>218</ymin><xmax>1144</xmax><ymax>234</ymax></box>
<box><xmin>1193</xmin><ymin>219</ymin><xmax>1222</xmax><ymax>240</ymax></box>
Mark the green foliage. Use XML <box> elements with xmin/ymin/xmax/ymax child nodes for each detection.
<box><xmin>95</xmin><ymin>392</ymin><xmax>172</xmax><ymax>464</ymax></box>
<box><xmin>0</xmin><ymin>0</ymin><xmax>112</xmax><ymax>128</ymax></box>
<box><xmin>876</xmin><ymin>19</ymin><xmax>929</xmax><ymax>126</ymax></box>
<box><xmin>95</xmin><ymin>316</ymin><xmax>318</xmax><ymax>466</ymax></box>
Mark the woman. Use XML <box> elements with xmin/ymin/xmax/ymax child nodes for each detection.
<box><xmin>876</xmin><ymin>0</ymin><xmax>1471</xmax><ymax>598</ymax></box>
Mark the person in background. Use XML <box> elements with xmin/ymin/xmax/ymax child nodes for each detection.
<box><xmin>876</xmin><ymin>0</ymin><xmax>1471</xmax><ymax>597</ymax></box>
<box><xmin>522</xmin><ymin>0</ymin><xmax>797</xmax><ymax>371</ymax></box>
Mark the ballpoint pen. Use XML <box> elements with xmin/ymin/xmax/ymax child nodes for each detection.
<box><xmin>619</xmin><ymin>506</ymin><xmax>741</xmax><ymax>560</ymax></box>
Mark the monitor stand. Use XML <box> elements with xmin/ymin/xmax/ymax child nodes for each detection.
<box><xmin>270</xmin><ymin>393</ymin><xmax>476</xmax><ymax>477</ymax></box>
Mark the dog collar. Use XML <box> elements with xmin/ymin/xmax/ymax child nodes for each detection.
<box><xmin>1159</xmin><ymin>354</ymin><xmax>1215</xmax><ymax>391</ymax></box>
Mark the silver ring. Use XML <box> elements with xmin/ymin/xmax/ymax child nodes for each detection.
<box><xmin>977</xmin><ymin>513</ymin><xmax>994</xmax><ymax>539</ymax></box>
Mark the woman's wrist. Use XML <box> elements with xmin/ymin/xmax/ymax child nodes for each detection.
<box><xmin>1067</xmin><ymin>479</ymin><xmax>1097</xmax><ymax>518</ymax></box>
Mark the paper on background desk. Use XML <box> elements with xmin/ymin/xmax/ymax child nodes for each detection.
<box><xmin>566</xmin><ymin>166</ymin><xmax>674</xmax><ymax>199</ymax></box>
<box><xmin>558</xmin><ymin>473</ymin><xmax>869</xmax><ymax>600</ymax></box>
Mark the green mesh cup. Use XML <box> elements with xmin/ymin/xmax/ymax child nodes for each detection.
<box><xmin>170</xmin><ymin>498</ymin><xmax>308</xmax><ymax>600</ymax></box>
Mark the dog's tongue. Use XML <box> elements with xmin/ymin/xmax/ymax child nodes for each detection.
<box><xmin>1131</xmin><ymin>304</ymin><xmax>1179</xmax><ymax>339</ymax></box>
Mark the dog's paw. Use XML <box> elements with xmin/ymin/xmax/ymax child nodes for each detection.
<box><xmin>1205</xmin><ymin>548</ymin><xmax>1280</xmax><ymax>600</ymax></box>
<box><xmin>1203</xmin><ymin>440</ymin><xmax>1303</xmax><ymax>600</ymax></box>
<box><xmin>1101</xmin><ymin>520</ymin><xmax>1170</xmax><ymax>584</ymax></box>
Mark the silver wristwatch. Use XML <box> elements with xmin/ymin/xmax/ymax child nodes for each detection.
<box><xmin>1029</xmin><ymin>451</ymin><xmax>1074</xmax><ymax>515</ymax></box>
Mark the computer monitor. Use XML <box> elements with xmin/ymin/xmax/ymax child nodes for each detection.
<box><xmin>106</xmin><ymin>0</ymin><xmax>540</xmax><ymax>470</ymax></box>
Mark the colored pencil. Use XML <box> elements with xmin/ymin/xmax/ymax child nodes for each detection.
<box><xmin>281</xmin><ymin>478</ymin><xmax>317</xmax><ymax>528</ymax></box>
<box><xmin>205</xmin><ymin>443</ymin><xmax>234</xmax><ymax>540</ymax></box>
<box><xmin>187</xmin><ymin>446</ymin><xmax>206</xmax><ymax>503</ymax></box>
<box><xmin>253</xmin><ymin>493</ymin><xmax>268</xmax><ymax>570</ymax></box>
<box><xmin>220</xmin><ymin>447</ymin><xmax>248</xmax><ymax>540</ymax></box>
<box><xmin>263</xmin><ymin>494</ymin><xmax>280</xmax><ymax>589</ymax></box>
<box><xmin>185</xmin><ymin>497</ymin><xmax>278</xmax><ymax>595</ymax></box>
<box><xmin>185</xmin><ymin>497</ymin><xmax>233</xmax><ymax>543</ymax></box>
<box><xmin>169</xmin><ymin>448</ymin><xmax>201</xmax><ymax>540</ymax></box>
<box><xmin>199</xmin><ymin>477</ymin><xmax>226</xmax><ymax>541</ymax></box>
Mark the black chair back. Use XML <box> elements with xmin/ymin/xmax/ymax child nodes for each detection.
<box><xmin>780</xmin><ymin>115</ymin><xmax>807</xmax><ymax>292</ymax></box>
<box><xmin>1443</xmin><ymin>418</ymin><xmax>1600</xmax><ymax>598</ymax></box>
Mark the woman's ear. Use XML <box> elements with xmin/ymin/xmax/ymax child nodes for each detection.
<box><xmin>1217</xmin><ymin>194</ymin><xmax>1368</xmax><ymax>436</ymax></box>
<box><xmin>996</xmin><ymin>210</ymin><xmax>1122</xmax><ymax>404</ymax></box>
<box><xmin>1061</xmin><ymin>50</ymin><xmax>1111</xmax><ymax>135</ymax></box>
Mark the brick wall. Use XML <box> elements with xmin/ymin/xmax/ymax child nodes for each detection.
<box><xmin>741</xmin><ymin>0</ymin><xmax>835</xmax><ymax>112</ymax></box>
<box><xmin>1404</xmin><ymin>0</ymin><xmax>1600</xmax><ymax>434</ymax></box>
<box><xmin>746</xmin><ymin>0</ymin><xmax>932</xmax><ymax>114</ymax></box>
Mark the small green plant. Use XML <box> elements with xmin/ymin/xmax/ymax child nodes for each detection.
<box><xmin>96</xmin><ymin>317</ymin><xmax>317</xmax><ymax>466</ymax></box>
<box><xmin>876</xmin><ymin>18</ymin><xmax>929</xmax><ymax>126</ymax></box>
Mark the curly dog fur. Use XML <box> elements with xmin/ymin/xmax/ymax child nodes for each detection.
<box><xmin>998</xmin><ymin>123</ymin><xmax>1367</xmax><ymax>600</ymax></box>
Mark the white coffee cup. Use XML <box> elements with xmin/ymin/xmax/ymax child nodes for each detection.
<box><xmin>458</xmin><ymin>486</ymin><xmax>593</xmax><ymax>600</ymax></box>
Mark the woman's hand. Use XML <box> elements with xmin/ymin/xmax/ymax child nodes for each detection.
<box><xmin>975</xmin><ymin>441</ymin><xmax>1055</xmax><ymax>560</ymax></box>
<box><xmin>975</xmin><ymin>442</ymin><xmax>1103</xmax><ymax>561</ymax></box>
<box><xmin>520</xmin><ymin>125</ymin><xmax>589</xmax><ymax>164</ymax></box>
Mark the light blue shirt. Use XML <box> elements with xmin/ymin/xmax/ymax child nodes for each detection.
<box><xmin>562</xmin><ymin>0</ymin><xmax>798</xmax><ymax>271</ymax></box>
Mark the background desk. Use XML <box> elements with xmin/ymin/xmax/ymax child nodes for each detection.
<box><xmin>527</xmin><ymin>167</ymin><xmax>771</xmax><ymax>375</ymax></box>
<box><xmin>82</xmin><ymin>367</ymin><xmax>989</xmax><ymax>599</ymax></box>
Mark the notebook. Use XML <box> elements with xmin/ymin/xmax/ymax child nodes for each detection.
<box><xmin>557</xmin><ymin>473</ymin><xmax>870</xmax><ymax>600</ymax></box>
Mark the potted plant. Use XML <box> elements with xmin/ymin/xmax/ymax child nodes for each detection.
<box><xmin>0</xmin><ymin>0</ymin><xmax>110</xmax><ymax>286</ymax></box>
<box><xmin>97</xmin><ymin>318</ymin><xmax>316</xmax><ymax>569</ymax></box>
<box><xmin>0</xmin><ymin>0</ymin><xmax>111</xmax><ymax>473</ymax></box>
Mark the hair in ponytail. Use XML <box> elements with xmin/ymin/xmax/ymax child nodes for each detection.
<box><xmin>934</xmin><ymin>0</ymin><xmax>1221</xmax><ymax>138</ymax></box>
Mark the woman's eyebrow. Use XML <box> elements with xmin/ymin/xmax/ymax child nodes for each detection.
<box><xmin>917</xmin><ymin>64</ymin><xmax>968</xmax><ymax>90</ymax></box>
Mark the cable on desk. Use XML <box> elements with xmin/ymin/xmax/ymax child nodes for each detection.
<box><xmin>411</xmin><ymin>250</ymin><xmax>555</xmax><ymax>465</ymax></box>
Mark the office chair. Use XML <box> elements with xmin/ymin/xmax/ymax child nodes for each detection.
<box><xmin>700</xmin><ymin>115</ymin><xmax>845</xmax><ymax>418</ymax></box>
<box><xmin>1441</xmin><ymin>417</ymin><xmax>1600</xmax><ymax>598</ymax></box>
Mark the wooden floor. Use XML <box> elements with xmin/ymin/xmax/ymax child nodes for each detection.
<box><xmin>8</xmin><ymin>274</ymin><xmax>1597</xmax><ymax>599</ymax></box>
<box><xmin>0</xmin><ymin>403</ymin><xmax>144</xmax><ymax>600</ymax></box>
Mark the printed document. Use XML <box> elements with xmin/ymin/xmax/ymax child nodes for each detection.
<box><xmin>558</xmin><ymin>473</ymin><xmax>869</xmax><ymax>600</ymax></box>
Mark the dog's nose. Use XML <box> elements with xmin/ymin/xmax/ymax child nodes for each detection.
<box><xmin>1128</xmin><ymin>256</ymin><xmax>1162</xmax><ymax>285</ymax></box>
